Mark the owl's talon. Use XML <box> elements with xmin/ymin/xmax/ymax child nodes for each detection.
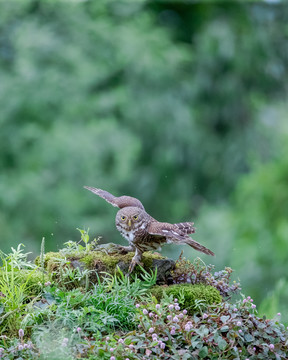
<box><xmin>128</xmin><ymin>260</ymin><xmax>143</xmax><ymax>274</ymax></box>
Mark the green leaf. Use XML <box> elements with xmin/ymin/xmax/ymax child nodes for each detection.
<box><xmin>244</xmin><ymin>333</ymin><xmax>254</xmax><ymax>342</ymax></box>
<box><xmin>220</xmin><ymin>325</ymin><xmax>229</xmax><ymax>332</ymax></box>
<box><xmin>195</xmin><ymin>325</ymin><xmax>209</xmax><ymax>337</ymax></box>
<box><xmin>199</xmin><ymin>346</ymin><xmax>208</xmax><ymax>358</ymax></box>
<box><xmin>220</xmin><ymin>315</ymin><xmax>230</xmax><ymax>323</ymax></box>
<box><xmin>182</xmin><ymin>354</ymin><xmax>193</xmax><ymax>360</ymax></box>
<box><xmin>217</xmin><ymin>337</ymin><xmax>227</xmax><ymax>350</ymax></box>
<box><xmin>191</xmin><ymin>340</ymin><xmax>199</xmax><ymax>348</ymax></box>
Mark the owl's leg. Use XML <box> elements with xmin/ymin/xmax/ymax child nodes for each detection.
<box><xmin>128</xmin><ymin>248</ymin><xmax>143</xmax><ymax>274</ymax></box>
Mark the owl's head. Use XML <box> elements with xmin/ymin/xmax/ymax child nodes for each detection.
<box><xmin>116</xmin><ymin>206</ymin><xmax>147</xmax><ymax>230</ymax></box>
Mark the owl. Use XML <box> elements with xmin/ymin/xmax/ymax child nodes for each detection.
<box><xmin>84</xmin><ymin>186</ymin><xmax>214</xmax><ymax>273</ymax></box>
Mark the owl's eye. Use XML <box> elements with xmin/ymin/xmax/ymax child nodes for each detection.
<box><xmin>121</xmin><ymin>215</ymin><xmax>126</xmax><ymax>221</ymax></box>
<box><xmin>133</xmin><ymin>215</ymin><xmax>138</xmax><ymax>220</ymax></box>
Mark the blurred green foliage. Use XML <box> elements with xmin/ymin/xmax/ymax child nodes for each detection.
<box><xmin>0</xmin><ymin>1</ymin><xmax>288</xmax><ymax>318</ymax></box>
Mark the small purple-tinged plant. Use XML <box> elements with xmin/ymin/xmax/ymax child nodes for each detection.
<box><xmin>185</xmin><ymin>323</ymin><xmax>191</xmax><ymax>331</ymax></box>
<box><xmin>61</xmin><ymin>338</ymin><xmax>68</xmax><ymax>347</ymax></box>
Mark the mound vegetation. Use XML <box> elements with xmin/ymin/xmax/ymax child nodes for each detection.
<box><xmin>0</xmin><ymin>230</ymin><xmax>287</xmax><ymax>359</ymax></box>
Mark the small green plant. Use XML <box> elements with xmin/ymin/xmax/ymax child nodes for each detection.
<box><xmin>61</xmin><ymin>228</ymin><xmax>99</xmax><ymax>256</ymax></box>
<box><xmin>0</xmin><ymin>252</ymin><xmax>41</xmax><ymax>334</ymax></box>
<box><xmin>1</xmin><ymin>244</ymin><xmax>37</xmax><ymax>271</ymax></box>
<box><xmin>58</xmin><ymin>266</ymin><xmax>92</xmax><ymax>290</ymax></box>
<box><xmin>39</xmin><ymin>237</ymin><xmax>46</xmax><ymax>286</ymax></box>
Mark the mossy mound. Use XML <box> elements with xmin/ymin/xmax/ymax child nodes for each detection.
<box><xmin>35</xmin><ymin>244</ymin><xmax>176</xmax><ymax>287</ymax></box>
<box><xmin>151</xmin><ymin>283</ymin><xmax>222</xmax><ymax>314</ymax></box>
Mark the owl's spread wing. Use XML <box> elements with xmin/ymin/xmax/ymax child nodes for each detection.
<box><xmin>173</xmin><ymin>222</ymin><xmax>195</xmax><ymax>235</ymax></box>
<box><xmin>147</xmin><ymin>221</ymin><xmax>195</xmax><ymax>238</ymax></box>
<box><xmin>84</xmin><ymin>186</ymin><xmax>145</xmax><ymax>209</ymax></box>
<box><xmin>147</xmin><ymin>221</ymin><xmax>214</xmax><ymax>256</ymax></box>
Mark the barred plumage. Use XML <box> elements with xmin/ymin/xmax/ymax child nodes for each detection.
<box><xmin>84</xmin><ymin>186</ymin><xmax>214</xmax><ymax>273</ymax></box>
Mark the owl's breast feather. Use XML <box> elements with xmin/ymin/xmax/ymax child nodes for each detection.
<box><xmin>117</xmin><ymin>227</ymin><xmax>135</xmax><ymax>243</ymax></box>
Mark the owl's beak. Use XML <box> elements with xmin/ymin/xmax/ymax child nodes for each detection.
<box><xmin>128</xmin><ymin>219</ymin><xmax>132</xmax><ymax>228</ymax></box>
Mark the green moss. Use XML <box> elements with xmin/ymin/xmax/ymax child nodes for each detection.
<box><xmin>81</xmin><ymin>250</ymin><xmax>163</xmax><ymax>271</ymax></box>
<box><xmin>151</xmin><ymin>283</ymin><xmax>222</xmax><ymax>313</ymax></box>
<box><xmin>80</xmin><ymin>251</ymin><xmax>124</xmax><ymax>272</ymax></box>
<box><xmin>38</xmin><ymin>250</ymin><xmax>165</xmax><ymax>274</ymax></box>
<box><xmin>35</xmin><ymin>251</ymin><xmax>65</xmax><ymax>268</ymax></box>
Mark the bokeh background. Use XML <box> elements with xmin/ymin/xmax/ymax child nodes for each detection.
<box><xmin>1</xmin><ymin>1</ymin><xmax>288</xmax><ymax>322</ymax></box>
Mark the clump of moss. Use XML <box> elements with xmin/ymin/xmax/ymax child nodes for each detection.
<box><xmin>35</xmin><ymin>251</ymin><xmax>65</xmax><ymax>269</ymax></box>
<box><xmin>81</xmin><ymin>250</ymin><xmax>164</xmax><ymax>269</ymax></box>
<box><xmin>151</xmin><ymin>283</ymin><xmax>222</xmax><ymax>313</ymax></box>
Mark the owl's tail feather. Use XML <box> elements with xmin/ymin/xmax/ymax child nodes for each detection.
<box><xmin>183</xmin><ymin>237</ymin><xmax>215</xmax><ymax>256</ymax></box>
